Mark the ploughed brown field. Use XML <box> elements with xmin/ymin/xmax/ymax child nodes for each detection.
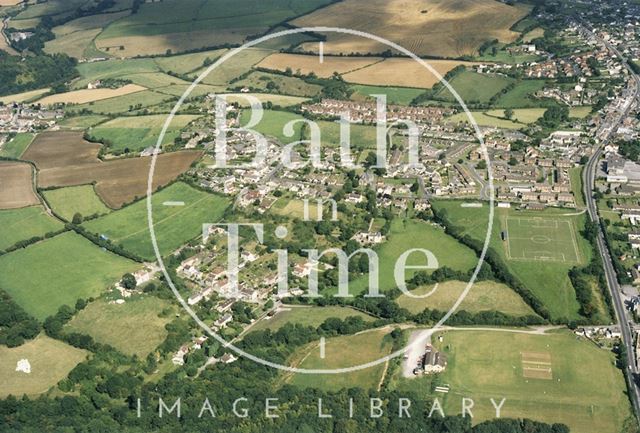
<box><xmin>22</xmin><ymin>131</ymin><xmax>201</xmax><ymax>209</ymax></box>
<box><xmin>0</xmin><ymin>162</ymin><xmax>39</xmax><ymax>209</ymax></box>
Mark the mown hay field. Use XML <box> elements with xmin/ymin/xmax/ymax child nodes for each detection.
<box><xmin>0</xmin><ymin>335</ymin><xmax>88</xmax><ymax>397</ymax></box>
<box><xmin>292</xmin><ymin>0</ymin><xmax>531</xmax><ymax>58</ymax></box>
<box><xmin>65</xmin><ymin>296</ymin><xmax>174</xmax><ymax>357</ymax></box>
<box><xmin>43</xmin><ymin>185</ymin><xmax>110</xmax><ymax>222</ymax></box>
<box><xmin>37</xmin><ymin>84</ymin><xmax>146</xmax><ymax>105</ymax></box>
<box><xmin>0</xmin><ymin>162</ymin><xmax>39</xmax><ymax>209</ymax></box>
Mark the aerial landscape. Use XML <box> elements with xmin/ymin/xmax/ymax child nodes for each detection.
<box><xmin>1</xmin><ymin>0</ymin><xmax>640</xmax><ymax>432</ymax></box>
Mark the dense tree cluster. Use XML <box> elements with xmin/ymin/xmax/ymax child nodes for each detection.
<box><xmin>0</xmin><ymin>51</ymin><xmax>78</xmax><ymax>97</ymax></box>
<box><xmin>0</xmin><ymin>290</ymin><xmax>39</xmax><ymax>347</ymax></box>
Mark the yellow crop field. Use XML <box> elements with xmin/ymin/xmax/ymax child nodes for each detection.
<box><xmin>37</xmin><ymin>84</ymin><xmax>147</xmax><ymax>105</ymax></box>
<box><xmin>257</xmin><ymin>53</ymin><xmax>381</xmax><ymax>77</ymax></box>
<box><xmin>0</xmin><ymin>88</ymin><xmax>50</xmax><ymax>104</ymax></box>
<box><xmin>292</xmin><ymin>0</ymin><xmax>531</xmax><ymax>58</ymax></box>
<box><xmin>343</xmin><ymin>58</ymin><xmax>479</xmax><ymax>89</ymax></box>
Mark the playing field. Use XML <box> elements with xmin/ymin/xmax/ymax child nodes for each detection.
<box><xmin>0</xmin><ymin>334</ymin><xmax>88</xmax><ymax>398</ymax></box>
<box><xmin>286</xmin><ymin>327</ymin><xmax>393</xmax><ymax>391</ymax></box>
<box><xmin>422</xmin><ymin>330</ymin><xmax>630</xmax><ymax>433</ymax></box>
<box><xmin>0</xmin><ymin>133</ymin><xmax>34</xmax><ymax>158</ymax></box>
<box><xmin>0</xmin><ymin>206</ymin><xmax>63</xmax><ymax>251</ymax></box>
<box><xmin>0</xmin><ymin>161</ymin><xmax>39</xmax><ymax>209</ymax></box>
<box><xmin>43</xmin><ymin>185</ymin><xmax>110</xmax><ymax>222</ymax></box>
<box><xmin>505</xmin><ymin>217</ymin><xmax>581</xmax><ymax>263</ymax></box>
<box><xmin>251</xmin><ymin>306</ymin><xmax>375</xmax><ymax>332</ymax></box>
<box><xmin>0</xmin><ymin>232</ymin><xmax>137</xmax><ymax>319</ymax></box>
<box><xmin>82</xmin><ymin>182</ymin><xmax>230</xmax><ymax>260</ymax></box>
<box><xmin>430</xmin><ymin>201</ymin><xmax>595</xmax><ymax>321</ymax></box>
<box><xmin>65</xmin><ymin>296</ymin><xmax>173</xmax><ymax>357</ymax></box>
<box><xmin>292</xmin><ymin>0</ymin><xmax>531</xmax><ymax>58</ymax></box>
<box><xmin>396</xmin><ymin>279</ymin><xmax>537</xmax><ymax>317</ymax></box>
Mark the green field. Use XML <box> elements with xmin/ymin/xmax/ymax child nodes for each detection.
<box><xmin>43</xmin><ymin>185</ymin><xmax>111</xmax><ymax>221</ymax></box>
<box><xmin>348</xmin><ymin>219</ymin><xmax>479</xmax><ymax>295</ymax></box>
<box><xmin>65</xmin><ymin>296</ymin><xmax>173</xmax><ymax>357</ymax></box>
<box><xmin>0</xmin><ymin>334</ymin><xmax>88</xmax><ymax>398</ymax></box>
<box><xmin>495</xmin><ymin>80</ymin><xmax>549</xmax><ymax>108</ymax></box>
<box><xmin>0</xmin><ymin>232</ymin><xmax>137</xmax><ymax>319</ymax></box>
<box><xmin>448</xmin><ymin>111</ymin><xmax>526</xmax><ymax>129</ymax></box>
<box><xmin>89</xmin><ymin>114</ymin><xmax>200</xmax><ymax>153</ymax></box>
<box><xmin>350</xmin><ymin>84</ymin><xmax>425</xmax><ymax>105</ymax></box>
<box><xmin>286</xmin><ymin>327</ymin><xmax>392</xmax><ymax>391</ymax></box>
<box><xmin>58</xmin><ymin>115</ymin><xmax>109</xmax><ymax>129</ymax></box>
<box><xmin>431</xmin><ymin>201</ymin><xmax>594</xmax><ymax>320</ymax></box>
<box><xmin>0</xmin><ymin>206</ymin><xmax>64</xmax><ymax>252</ymax></box>
<box><xmin>153</xmin><ymin>49</ymin><xmax>227</xmax><ymax>75</ymax></box>
<box><xmin>82</xmin><ymin>182</ymin><xmax>230</xmax><ymax>260</ymax></box>
<box><xmin>397</xmin><ymin>280</ymin><xmax>536</xmax><ymax>317</ymax></box>
<box><xmin>393</xmin><ymin>330</ymin><xmax>630</xmax><ymax>433</ymax></box>
<box><xmin>69</xmin><ymin>90</ymin><xmax>173</xmax><ymax>115</ymax></box>
<box><xmin>437</xmin><ymin>71</ymin><xmax>515</xmax><ymax>104</ymax></box>
<box><xmin>233</xmin><ymin>71</ymin><xmax>322</xmax><ymax>97</ymax></box>
<box><xmin>251</xmin><ymin>306</ymin><xmax>375</xmax><ymax>332</ymax></box>
<box><xmin>0</xmin><ymin>133</ymin><xmax>35</xmax><ymax>158</ymax></box>
<box><xmin>569</xmin><ymin>167</ymin><xmax>585</xmax><ymax>208</ymax></box>
<box><xmin>197</xmin><ymin>48</ymin><xmax>274</xmax><ymax>86</ymax></box>
<box><xmin>505</xmin><ymin>216</ymin><xmax>581</xmax><ymax>263</ymax></box>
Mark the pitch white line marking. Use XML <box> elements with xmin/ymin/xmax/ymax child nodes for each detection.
<box><xmin>162</xmin><ymin>201</ymin><xmax>185</xmax><ymax>206</ymax></box>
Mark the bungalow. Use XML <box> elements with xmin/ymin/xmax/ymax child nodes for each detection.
<box><xmin>214</xmin><ymin>313</ymin><xmax>233</xmax><ymax>329</ymax></box>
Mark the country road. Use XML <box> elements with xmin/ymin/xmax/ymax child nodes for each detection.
<box><xmin>578</xmin><ymin>19</ymin><xmax>640</xmax><ymax>422</ymax></box>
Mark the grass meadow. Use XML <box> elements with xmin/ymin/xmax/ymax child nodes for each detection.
<box><xmin>285</xmin><ymin>327</ymin><xmax>393</xmax><ymax>391</ymax></box>
<box><xmin>0</xmin><ymin>206</ymin><xmax>64</xmax><ymax>251</ymax></box>
<box><xmin>396</xmin><ymin>280</ymin><xmax>537</xmax><ymax>317</ymax></box>
<box><xmin>436</xmin><ymin>71</ymin><xmax>515</xmax><ymax>104</ymax></box>
<box><xmin>82</xmin><ymin>182</ymin><xmax>230</xmax><ymax>260</ymax></box>
<box><xmin>0</xmin><ymin>232</ymin><xmax>137</xmax><ymax>319</ymax></box>
<box><xmin>0</xmin><ymin>335</ymin><xmax>87</xmax><ymax>397</ymax></box>
<box><xmin>43</xmin><ymin>185</ymin><xmax>111</xmax><ymax>221</ymax></box>
<box><xmin>250</xmin><ymin>306</ymin><xmax>375</xmax><ymax>332</ymax></box>
<box><xmin>65</xmin><ymin>296</ymin><xmax>173</xmax><ymax>357</ymax></box>
<box><xmin>0</xmin><ymin>133</ymin><xmax>35</xmax><ymax>158</ymax></box>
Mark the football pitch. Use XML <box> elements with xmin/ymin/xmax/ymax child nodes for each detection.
<box><xmin>505</xmin><ymin>217</ymin><xmax>581</xmax><ymax>263</ymax></box>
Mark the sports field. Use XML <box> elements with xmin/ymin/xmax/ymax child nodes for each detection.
<box><xmin>404</xmin><ymin>330</ymin><xmax>630</xmax><ymax>433</ymax></box>
<box><xmin>82</xmin><ymin>182</ymin><xmax>230</xmax><ymax>260</ymax></box>
<box><xmin>292</xmin><ymin>0</ymin><xmax>531</xmax><ymax>58</ymax></box>
<box><xmin>286</xmin><ymin>327</ymin><xmax>393</xmax><ymax>391</ymax></box>
<box><xmin>0</xmin><ymin>232</ymin><xmax>137</xmax><ymax>319</ymax></box>
<box><xmin>505</xmin><ymin>217</ymin><xmax>581</xmax><ymax>263</ymax></box>
<box><xmin>43</xmin><ymin>185</ymin><xmax>110</xmax><ymax>221</ymax></box>
<box><xmin>430</xmin><ymin>201</ymin><xmax>595</xmax><ymax>321</ymax></box>
<box><xmin>396</xmin><ymin>280</ymin><xmax>537</xmax><ymax>317</ymax></box>
<box><xmin>0</xmin><ymin>335</ymin><xmax>88</xmax><ymax>398</ymax></box>
<box><xmin>0</xmin><ymin>206</ymin><xmax>63</xmax><ymax>251</ymax></box>
<box><xmin>0</xmin><ymin>133</ymin><xmax>35</xmax><ymax>158</ymax></box>
<box><xmin>350</xmin><ymin>84</ymin><xmax>425</xmax><ymax>105</ymax></box>
<box><xmin>251</xmin><ymin>306</ymin><xmax>374</xmax><ymax>332</ymax></box>
<box><xmin>65</xmin><ymin>296</ymin><xmax>173</xmax><ymax>357</ymax></box>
